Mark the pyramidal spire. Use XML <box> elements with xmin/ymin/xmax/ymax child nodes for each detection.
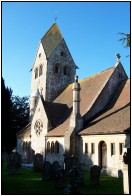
<box><xmin>41</xmin><ymin>23</ymin><xmax>63</xmax><ymax>58</ymax></box>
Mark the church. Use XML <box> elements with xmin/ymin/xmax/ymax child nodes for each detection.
<box><xmin>16</xmin><ymin>23</ymin><xmax>130</xmax><ymax>177</ymax></box>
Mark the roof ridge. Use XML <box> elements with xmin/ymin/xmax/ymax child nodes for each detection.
<box><xmin>79</xmin><ymin>66</ymin><xmax>114</xmax><ymax>83</ymax></box>
<box><xmin>41</xmin><ymin>23</ymin><xmax>63</xmax><ymax>41</ymax></box>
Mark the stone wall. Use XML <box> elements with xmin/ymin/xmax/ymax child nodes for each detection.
<box><xmin>46</xmin><ymin>137</ymin><xmax>65</xmax><ymax>166</ymax></box>
<box><xmin>46</xmin><ymin>39</ymin><xmax>76</xmax><ymax>102</ymax></box>
<box><xmin>79</xmin><ymin>134</ymin><xmax>128</xmax><ymax>177</ymax></box>
<box><xmin>31</xmin><ymin>96</ymin><xmax>48</xmax><ymax>155</ymax></box>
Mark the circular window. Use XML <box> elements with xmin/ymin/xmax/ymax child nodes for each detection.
<box><xmin>34</xmin><ymin>120</ymin><xmax>43</xmax><ymax>136</ymax></box>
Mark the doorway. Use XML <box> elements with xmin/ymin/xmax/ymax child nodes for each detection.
<box><xmin>98</xmin><ymin>141</ymin><xmax>107</xmax><ymax>168</ymax></box>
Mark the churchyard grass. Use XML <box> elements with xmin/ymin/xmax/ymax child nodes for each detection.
<box><xmin>2</xmin><ymin>162</ymin><xmax>123</xmax><ymax>195</ymax></box>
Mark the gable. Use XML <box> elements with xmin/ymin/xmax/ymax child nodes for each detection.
<box><xmin>79</xmin><ymin>79</ymin><xmax>130</xmax><ymax>135</ymax></box>
<box><xmin>31</xmin><ymin>96</ymin><xmax>49</xmax><ymax>133</ymax></box>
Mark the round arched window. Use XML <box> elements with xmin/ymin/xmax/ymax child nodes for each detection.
<box><xmin>34</xmin><ymin>119</ymin><xmax>43</xmax><ymax>136</ymax></box>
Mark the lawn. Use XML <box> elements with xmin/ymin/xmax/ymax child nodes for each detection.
<box><xmin>2</xmin><ymin>162</ymin><xmax>123</xmax><ymax>195</ymax></box>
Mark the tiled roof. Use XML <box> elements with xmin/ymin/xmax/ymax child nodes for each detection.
<box><xmin>54</xmin><ymin>66</ymin><xmax>115</xmax><ymax>117</ymax></box>
<box><xmin>47</xmin><ymin>66</ymin><xmax>116</xmax><ymax>136</ymax></box>
<box><xmin>43</xmin><ymin>101</ymin><xmax>71</xmax><ymax>128</ymax></box>
<box><xmin>41</xmin><ymin>23</ymin><xmax>63</xmax><ymax>58</ymax></box>
<box><xmin>79</xmin><ymin>79</ymin><xmax>130</xmax><ymax>135</ymax></box>
<box><xmin>16</xmin><ymin>123</ymin><xmax>31</xmax><ymax>137</ymax></box>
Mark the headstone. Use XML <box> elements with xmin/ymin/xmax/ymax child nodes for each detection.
<box><xmin>54</xmin><ymin>167</ymin><xmax>65</xmax><ymax>189</ymax></box>
<box><xmin>42</xmin><ymin>161</ymin><xmax>53</xmax><ymax>180</ymax></box>
<box><xmin>64</xmin><ymin>154</ymin><xmax>72</xmax><ymax>175</ymax></box>
<box><xmin>52</xmin><ymin>161</ymin><xmax>61</xmax><ymax>179</ymax></box>
<box><xmin>70</xmin><ymin>167</ymin><xmax>84</xmax><ymax>186</ymax></box>
<box><xmin>33</xmin><ymin>153</ymin><xmax>43</xmax><ymax>172</ymax></box>
<box><xmin>7</xmin><ymin>152</ymin><xmax>21</xmax><ymax>175</ymax></box>
<box><xmin>90</xmin><ymin>165</ymin><xmax>101</xmax><ymax>185</ymax></box>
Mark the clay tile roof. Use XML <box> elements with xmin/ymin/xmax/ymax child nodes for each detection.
<box><xmin>46</xmin><ymin>115</ymin><xmax>71</xmax><ymax>137</ymax></box>
<box><xmin>43</xmin><ymin>101</ymin><xmax>70</xmax><ymax>128</ymax></box>
<box><xmin>48</xmin><ymin>66</ymin><xmax>115</xmax><ymax>137</ymax></box>
<box><xmin>41</xmin><ymin>23</ymin><xmax>63</xmax><ymax>58</ymax></box>
<box><xmin>79</xmin><ymin>79</ymin><xmax>130</xmax><ymax>135</ymax></box>
<box><xmin>54</xmin><ymin>66</ymin><xmax>115</xmax><ymax>116</ymax></box>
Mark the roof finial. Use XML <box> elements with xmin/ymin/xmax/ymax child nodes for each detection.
<box><xmin>115</xmin><ymin>53</ymin><xmax>121</xmax><ymax>62</ymax></box>
<box><xmin>53</xmin><ymin>11</ymin><xmax>58</xmax><ymax>23</ymax></box>
<box><xmin>74</xmin><ymin>75</ymin><xmax>78</xmax><ymax>83</ymax></box>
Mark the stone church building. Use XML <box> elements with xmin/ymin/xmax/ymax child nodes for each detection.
<box><xmin>17</xmin><ymin>23</ymin><xmax>130</xmax><ymax>177</ymax></box>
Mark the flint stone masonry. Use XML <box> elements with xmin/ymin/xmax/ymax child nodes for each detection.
<box><xmin>46</xmin><ymin>39</ymin><xmax>76</xmax><ymax>102</ymax></box>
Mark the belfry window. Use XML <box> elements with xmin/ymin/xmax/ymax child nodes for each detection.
<box><xmin>64</xmin><ymin>66</ymin><xmax>69</xmax><ymax>76</ymax></box>
<box><xmin>35</xmin><ymin>68</ymin><xmax>38</xmax><ymax>79</ymax></box>
<box><xmin>39</xmin><ymin>65</ymin><xmax>43</xmax><ymax>76</ymax></box>
<box><xmin>54</xmin><ymin>63</ymin><xmax>60</xmax><ymax>74</ymax></box>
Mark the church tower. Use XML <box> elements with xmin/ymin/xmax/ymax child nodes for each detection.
<box><xmin>30</xmin><ymin>23</ymin><xmax>76</xmax><ymax>119</ymax></box>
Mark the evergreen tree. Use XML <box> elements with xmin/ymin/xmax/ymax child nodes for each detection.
<box><xmin>2</xmin><ymin>77</ymin><xmax>30</xmax><ymax>153</ymax></box>
<box><xmin>1</xmin><ymin>77</ymin><xmax>13</xmax><ymax>153</ymax></box>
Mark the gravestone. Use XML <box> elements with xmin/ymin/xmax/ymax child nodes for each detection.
<box><xmin>54</xmin><ymin>167</ymin><xmax>65</xmax><ymax>189</ymax></box>
<box><xmin>64</xmin><ymin>154</ymin><xmax>72</xmax><ymax>175</ymax></box>
<box><xmin>52</xmin><ymin>161</ymin><xmax>61</xmax><ymax>179</ymax></box>
<box><xmin>7</xmin><ymin>152</ymin><xmax>21</xmax><ymax>175</ymax></box>
<box><xmin>42</xmin><ymin>161</ymin><xmax>53</xmax><ymax>180</ymax></box>
<box><xmin>33</xmin><ymin>153</ymin><xmax>43</xmax><ymax>172</ymax></box>
<box><xmin>89</xmin><ymin>165</ymin><xmax>101</xmax><ymax>185</ymax></box>
<box><xmin>70</xmin><ymin>167</ymin><xmax>84</xmax><ymax>186</ymax></box>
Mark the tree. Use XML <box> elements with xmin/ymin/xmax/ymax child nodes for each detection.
<box><xmin>11</xmin><ymin>96</ymin><xmax>30</xmax><ymax>132</ymax></box>
<box><xmin>118</xmin><ymin>32</ymin><xmax>130</xmax><ymax>48</ymax></box>
<box><xmin>1</xmin><ymin>77</ymin><xmax>30</xmax><ymax>153</ymax></box>
<box><xmin>1</xmin><ymin>77</ymin><xmax>13</xmax><ymax>153</ymax></box>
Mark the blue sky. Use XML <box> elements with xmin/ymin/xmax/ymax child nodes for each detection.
<box><xmin>2</xmin><ymin>2</ymin><xmax>130</xmax><ymax>97</ymax></box>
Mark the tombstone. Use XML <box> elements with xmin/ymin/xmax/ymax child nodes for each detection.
<box><xmin>7</xmin><ymin>152</ymin><xmax>21</xmax><ymax>175</ymax></box>
<box><xmin>52</xmin><ymin>161</ymin><xmax>61</xmax><ymax>179</ymax></box>
<box><xmin>64</xmin><ymin>154</ymin><xmax>72</xmax><ymax>175</ymax></box>
<box><xmin>70</xmin><ymin>167</ymin><xmax>84</xmax><ymax>186</ymax></box>
<box><xmin>89</xmin><ymin>165</ymin><xmax>101</xmax><ymax>185</ymax></box>
<box><xmin>54</xmin><ymin>167</ymin><xmax>65</xmax><ymax>189</ymax></box>
<box><xmin>42</xmin><ymin>161</ymin><xmax>53</xmax><ymax>180</ymax></box>
<box><xmin>33</xmin><ymin>153</ymin><xmax>43</xmax><ymax>172</ymax></box>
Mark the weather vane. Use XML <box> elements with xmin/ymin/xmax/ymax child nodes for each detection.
<box><xmin>53</xmin><ymin>11</ymin><xmax>58</xmax><ymax>23</ymax></box>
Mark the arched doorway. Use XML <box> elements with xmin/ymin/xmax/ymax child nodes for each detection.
<box><xmin>98</xmin><ymin>141</ymin><xmax>107</xmax><ymax>168</ymax></box>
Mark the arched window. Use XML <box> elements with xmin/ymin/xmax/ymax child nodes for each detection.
<box><xmin>55</xmin><ymin>141</ymin><xmax>59</xmax><ymax>154</ymax></box>
<box><xmin>23</xmin><ymin>141</ymin><xmax>25</xmax><ymax>151</ymax></box>
<box><xmin>51</xmin><ymin>142</ymin><xmax>54</xmax><ymax>153</ymax></box>
<box><xmin>35</xmin><ymin>68</ymin><xmax>38</xmax><ymax>79</ymax></box>
<box><xmin>64</xmin><ymin>66</ymin><xmax>69</xmax><ymax>76</ymax></box>
<box><xmin>39</xmin><ymin>65</ymin><xmax>43</xmax><ymax>76</ymax></box>
<box><xmin>54</xmin><ymin>63</ymin><xmax>60</xmax><ymax>74</ymax></box>
<box><xmin>47</xmin><ymin>141</ymin><xmax>50</xmax><ymax>153</ymax></box>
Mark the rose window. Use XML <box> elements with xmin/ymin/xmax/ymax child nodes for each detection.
<box><xmin>34</xmin><ymin>120</ymin><xmax>43</xmax><ymax>136</ymax></box>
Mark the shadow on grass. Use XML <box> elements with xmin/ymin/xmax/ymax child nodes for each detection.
<box><xmin>2</xmin><ymin>162</ymin><xmax>123</xmax><ymax>195</ymax></box>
